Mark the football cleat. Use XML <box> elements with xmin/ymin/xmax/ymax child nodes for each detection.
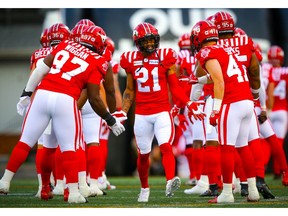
<box><xmin>184</xmin><ymin>180</ymin><xmax>208</xmax><ymax>195</ymax></box>
<box><xmin>35</xmin><ymin>186</ymin><xmax>41</xmax><ymax>198</ymax></box>
<box><xmin>240</xmin><ymin>183</ymin><xmax>249</xmax><ymax>197</ymax></box>
<box><xmin>0</xmin><ymin>179</ymin><xmax>10</xmax><ymax>194</ymax></box>
<box><xmin>97</xmin><ymin>177</ymin><xmax>107</xmax><ymax>190</ymax></box>
<box><xmin>247</xmin><ymin>189</ymin><xmax>260</xmax><ymax>202</ymax></box>
<box><xmin>208</xmin><ymin>192</ymin><xmax>234</xmax><ymax>203</ymax></box>
<box><xmin>68</xmin><ymin>192</ymin><xmax>88</xmax><ymax>204</ymax></box>
<box><xmin>52</xmin><ymin>184</ymin><xmax>64</xmax><ymax>195</ymax></box>
<box><xmin>90</xmin><ymin>184</ymin><xmax>104</xmax><ymax>196</ymax></box>
<box><xmin>200</xmin><ymin>189</ymin><xmax>219</xmax><ymax>197</ymax></box>
<box><xmin>64</xmin><ymin>188</ymin><xmax>69</xmax><ymax>202</ymax></box>
<box><xmin>137</xmin><ymin>188</ymin><xmax>150</xmax><ymax>202</ymax></box>
<box><xmin>79</xmin><ymin>184</ymin><xmax>92</xmax><ymax>198</ymax></box>
<box><xmin>166</xmin><ymin>176</ymin><xmax>181</xmax><ymax>197</ymax></box>
<box><xmin>256</xmin><ymin>182</ymin><xmax>275</xmax><ymax>199</ymax></box>
<box><xmin>185</xmin><ymin>178</ymin><xmax>197</xmax><ymax>186</ymax></box>
<box><xmin>40</xmin><ymin>185</ymin><xmax>53</xmax><ymax>201</ymax></box>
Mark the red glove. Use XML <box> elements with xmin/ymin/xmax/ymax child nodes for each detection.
<box><xmin>112</xmin><ymin>110</ymin><xmax>127</xmax><ymax>123</ymax></box>
<box><xmin>186</xmin><ymin>101</ymin><xmax>206</xmax><ymax>123</ymax></box>
<box><xmin>209</xmin><ymin>110</ymin><xmax>220</xmax><ymax>127</ymax></box>
<box><xmin>188</xmin><ymin>76</ymin><xmax>199</xmax><ymax>85</ymax></box>
<box><xmin>177</xmin><ymin>114</ymin><xmax>188</xmax><ymax>131</ymax></box>
<box><xmin>170</xmin><ymin>105</ymin><xmax>181</xmax><ymax>118</ymax></box>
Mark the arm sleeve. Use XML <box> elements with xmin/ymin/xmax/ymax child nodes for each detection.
<box><xmin>25</xmin><ymin>58</ymin><xmax>50</xmax><ymax>92</ymax></box>
<box><xmin>190</xmin><ymin>83</ymin><xmax>204</xmax><ymax>101</ymax></box>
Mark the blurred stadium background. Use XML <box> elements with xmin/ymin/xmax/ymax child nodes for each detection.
<box><xmin>0</xmin><ymin>8</ymin><xmax>287</xmax><ymax>178</ymax></box>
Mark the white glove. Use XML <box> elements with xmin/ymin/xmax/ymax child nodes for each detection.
<box><xmin>111</xmin><ymin>110</ymin><xmax>127</xmax><ymax>122</ymax></box>
<box><xmin>109</xmin><ymin>116</ymin><xmax>125</xmax><ymax>136</ymax></box>
<box><xmin>17</xmin><ymin>96</ymin><xmax>31</xmax><ymax>116</ymax></box>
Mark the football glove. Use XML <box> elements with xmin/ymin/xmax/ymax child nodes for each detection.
<box><xmin>109</xmin><ymin>117</ymin><xmax>125</xmax><ymax>136</ymax></box>
<box><xmin>170</xmin><ymin>105</ymin><xmax>181</xmax><ymax>118</ymax></box>
<box><xmin>112</xmin><ymin>110</ymin><xmax>127</xmax><ymax>122</ymax></box>
<box><xmin>209</xmin><ymin>110</ymin><xmax>220</xmax><ymax>127</ymax></box>
<box><xmin>17</xmin><ymin>96</ymin><xmax>31</xmax><ymax>116</ymax></box>
<box><xmin>186</xmin><ymin>101</ymin><xmax>206</xmax><ymax>123</ymax></box>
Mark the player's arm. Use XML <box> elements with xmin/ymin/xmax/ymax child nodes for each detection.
<box><xmin>122</xmin><ymin>72</ymin><xmax>135</xmax><ymax>114</ymax></box>
<box><xmin>266</xmin><ymin>82</ymin><xmax>275</xmax><ymax>112</ymax></box>
<box><xmin>77</xmin><ymin>89</ymin><xmax>88</xmax><ymax>110</ymax></box>
<box><xmin>248</xmin><ymin>53</ymin><xmax>261</xmax><ymax>98</ymax></box>
<box><xmin>102</xmin><ymin>62</ymin><xmax>116</xmax><ymax>113</ymax></box>
<box><xmin>113</xmin><ymin>73</ymin><xmax>123</xmax><ymax>110</ymax></box>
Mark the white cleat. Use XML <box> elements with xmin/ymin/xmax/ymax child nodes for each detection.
<box><xmin>166</xmin><ymin>176</ymin><xmax>181</xmax><ymax>197</ymax></box>
<box><xmin>68</xmin><ymin>192</ymin><xmax>88</xmax><ymax>204</ymax></box>
<box><xmin>79</xmin><ymin>184</ymin><xmax>92</xmax><ymax>198</ymax></box>
<box><xmin>208</xmin><ymin>192</ymin><xmax>234</xmax><ymax>203</ymax></box>
<box><xmin>90</xmin><ymin>184</ymin><xmax>104</xmax><ymax>196</ymax></box>
<box><xmin>52</xmin><ymin>185</ymin><xmax>64</xmax><ymax>195</ymax></box>
<box><xmin>137</xmin><ymin>188</ymin><xmax>150</xmax><ymax>202</ymax></box>
<box><xmin>184</xmin><ymin>182</ymin><xmax>208</xmax><ymax>195</ymax></box>
<box><xmin>0</xmin><ymin>180</ymin><xmax>10</xmax><ymax>194</ymax></box>
<box><xmin>97</xmin><ymin>177</ymin><xmax>107</xmax><ymax>190</ymax></box>
<box><xmin>35</xmin><ymin>186</ymin><xmax>41</xmax><ymax>198</ymax></box>
<box><xmin>247</xmin><ymin>189</ymin><xmax>260</xmax><ymax>202</ymax></box>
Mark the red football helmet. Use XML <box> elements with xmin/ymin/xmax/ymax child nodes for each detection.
<box><xmin>48</xmin><ymin>23</ymin><xmax>71</xmax><ymax>46</ymax></box>
<box><xmin>214</xmin><ymin>11</ymin><xmax>235</xmax><ymax>34</ymax></box>
<box><xmin>75</xmin><ymin>19</ymin><xmax>95</xmax><ymax>27</ymax></box>
<box><xmin>190</xmin><ymin>20</ymin><xmax>218</xmax><ymax>55</ymax></box>
<box><xmin>80</xmin><ymin>25</ymin><xmax>107</xmax><ymax>55</ymax></box>
<box><xmin>267</xmin><ymin>45</ymin><xmax>284</xmax><ymax>66</ymax></box>
<box><xmin>40</xmin><ymin>28</ymin><xmax>50</xmax><ymax>48</ymax></box>
<box><xmin>254</xmin><ymin>42</ymin><xmax>263</xmax><ymax>62</ymax></box>
<box><xmin>71</xmin><ymin>24</ymin><xmax>89</xmax><ymax>43</ymax></box>
<box><xmin>206</xmin><ymin>15</ymin><xmax>215</xmax><ymax>22</ymax></box>
<box><xmin>105</xmin><ymin>36</ymin><xmax>115</xmax><ymax>54</ymax></box>
<box><xmin>234</xmin><ymin>27</ymin><xmax>247</xmax><ymax>37</ymax></box>
<box><xmin>133</xmin><ymin>22</ymin><xmax>160</xmax><ymax>54</ymax></box>
<box><xmin>178</xmin><ymin>33</ymin><xmax>191</xmax><ymax>50</ymax></box>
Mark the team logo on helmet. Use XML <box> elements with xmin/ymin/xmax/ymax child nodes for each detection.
<box><xmin>133</xmin><ymin>30</ymin><xmax>138</xmax><ymax>38</ymax></box>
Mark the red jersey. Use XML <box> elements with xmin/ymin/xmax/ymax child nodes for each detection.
<box><xmin>110</xmin><ymin>59</ymin><xmax>119</xmax><ymax>74</ymax></box>
<box><xmin>30</xmin><ymin>47</ymin><xmax>51</xmax><ymax>70</ymax></box>
<box><xmin>196</xmin><ymin>44</ymin><xmax>253</xmax><ymax>104</ymax></box>
<box><xmin>38</xmin><ymin>40</ymin><xmax>108</xmax><ymax>100</ymax></box>
<box><xmin>218</xmin><ymin>34</ymin><xmax>255</xmax><ymax>70</ymax></box>
<box><xmin>269</xmin><ymin>66</ymin><xmax>288</xmax><ymax>111</ymax></box>
<box><xmin>120</xmin><ymin>48</ymin><xmax>177</xmax><ymax>115</ymax></box>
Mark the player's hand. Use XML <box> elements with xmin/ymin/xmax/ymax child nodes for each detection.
<box><xmin>170</xmin><ymin>105</ymin><xmax>181</xmax><ymax>118</ymax></box>
<box><xmin>186</xmin><ymin>101</ymin><xmax>206</xmax><ymax>123</ymax></box>
<box><xmin>109</xmin><ymin>116</ymin><xmax>125</xmax><ymax>136</ymax></box>
<box><xmin>209</xmin><ymin>110</ymin><xmax>220</xmax><ymax>127</ymax></box>
<box><xmin>112</xmin><ymin>110</ymin><xmax>127</xmax><ymax>122</ymax></box>
<box><xmin>17</xmin><ymin>96</ymin><xmax>31</xmax><ymax>116</ymax></box>
<box><xmin>188</xmin><ymin>77</ymin><xmax>199</xmax><ymax>85</ymax></box>
<box><xmin>258</xmin><ymin>110</ymin><xmax>267</xmax><ymax>124</ymax></box>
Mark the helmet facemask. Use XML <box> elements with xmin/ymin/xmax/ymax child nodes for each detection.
<box><xmin>135</xmin><ymin>34</ymin><xmax>160</xmax><ymax>55</ymax></box>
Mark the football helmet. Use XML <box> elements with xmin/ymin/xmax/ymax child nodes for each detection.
<box><xmin>214</xmin><ymin>11</ymin><xmax>235</xmax><ymax>34</ymax></box>
<box><xmin>48</xmin><ymin>23</ymin><xmax>71</xmax><ymax>46</ymax></box>
<box><xmin>80</xmin><ymin>25</ymin><xmax>107</xmax><ymax>55</ymax></box>
<box><xmin>190</xmin><ymin>20</ymin><xmax>218</xmax><ymax>55</ymax></box>
<box><xmin>267</xmin><ymin>45</ymin><xmax>284</xmax><ymax>66</ymax></box>
<box><xmin>133</xmin><ymin>22</ymin><xmax>160</xmax><ymax>54</ymax></box>
<box><xmin>75</xmin><ymin>19</ymin><xmax>96</xmax><ymax>27</ymax></box>
<box><xmin>178</xmin><ymin>33</ymin><xmax>191</xmax><ymax>50</ymax></box>
<box><xmin>40</xmin><ymin>28</ymin><xmax>50</xmax><ymax>48</ymax></box>
<box><xmin>105</xmin><ymin>36</ymin><xmax>115</xmax><ymax>54</ymax></box>
<box><xmin>71</xmin><ymin>24</ymin><xmax>89</xmax><ymax>43</ymax></box>
<box><xmin>234</xmin><ymin>27</ymin><xmax>247</xmax><ymax>37</ymax></box>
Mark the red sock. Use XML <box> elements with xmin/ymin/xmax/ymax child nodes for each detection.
<box><xmin>86</xmin><ymin>145</ymin><xmax>102</xmax><ymax>179</ymax></box>
<box><xmin>234</xmin><ymin>149</ymin><xmax>247</xmax><ymax>182</ymax></box>
<box><xmin>184</xmin><ymin>147</ymin><xmax>196</xmax><ymax>179</ymax></box>
<box><xmin>41</xmin><ymin>147</ymin><xmax>56</xmax><ymax>186</ymax></box>
<box><xmin>205</xmin><ymin>146</ymin><xmax>220</xmax><ymax>184</ymax></box>
<box><xmin>76</xmin><ymin>147</ymin><xmax>87</xmax><ymax>173</ymax></box>
<box><xmin>99</xmin><ymin>139</ymin><xmax>108</xmax><ymax>173</ymax></box>
<box><xmin>266</xmin><ymin>135</ymin><xmax>288</xmax><ymax>172</ymax></box>
<box><xmin>192</xmin><ymin>148</ymin><xmax>203</xmax><ymax>180</ymax></box>
<box><xmin>54</xmin><ymin>146</ymin><xmax>64</xmax><ymax>181</ymax></box>
<box><xmin>249</xmin><ymin>139</ymin><xmax>265</xmax><ymax>178</ymax></box>
<box><xmin>237</xmin><ymin>145</ymin><xmax>256</xmax><ymax>178</ymax></box>
<box><xmin>261</xmin><ymin>138</ymin><xmax>271</xmax><ymax>167</ymax></box>
<box><xmin>61</xmin><ymin>151</ymin><xmax>78</xmax><ymax>184</ymax></box>
<box><xmin>6</xmin><ymin>141</ymin><xmax>31</xmax><ymax>173</ymax></box>
<box><xmin>137</xmin><ymin>152</ymin><xmax>150</xmax><ymax>188</ymax></box>
<box><xmin>273</xmin><ymin>138</ymin><xmax>285</xmax><ymax>175</ymax></box>
<box><xmin>35</xmin><ymin>146</ymin><xmax>43</xmax><ymax>175</ymax></box>
<box><xmin>159</xmin><ymin>143</ymin><xmax>176</xmax><ymax>181</ymax></box>
<box><xmin>220</xmin><ymin>145</ymin><xmax>235</xmax><ymax>184</ymax></box>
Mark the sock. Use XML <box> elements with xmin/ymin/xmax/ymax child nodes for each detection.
<box><xmin>237</xmin><ymin>145</ymin><xmax>256</xmax><ymax>178</ymax></box>
<box><xmin>249</xmin><ymin>139</ymin><xmax>265</xmax><ymax>178</ymax></box>
<box><xmin>159</xmin><ymin>143</ymin><xmax>175</xmax><ymax>181</ymax></box>
<box><xmin>137</xmin><ymin>152</ymin><xmax>150</xmax><ymax>188</ymax></box>
<box><xmin>86</xmin><ymin>145</ymin><xmax>102</xmax><ymax>179</ymax></box>
<box><xmin>35</xmin><ymin>145</ymin><xmax>43</xmax><ymax>175</ymax></box>
<box><xmin>6</xmin><ymin>141</ymin><xmax>31</xmax><ymax>173</ymax></box>
<box><xmin>234</xmin><ymin>150</ymin><xmax>247</xmax><ymax>182</ymax></box>
<box><xmin>205</xmin><ymin>145</ymin><xmax>220</xmax><ymax>184</ymax></box>
<box><xmin>54</xmin><ymin>146</ymin><xmax>64</xmax><ymax>183</ymax></box>
<box><xmin>77</xmin><ymin>147</ymin><xmax>87</xmax><ymax>173</ymax></box>
<box><xmin>99</xmin><ymin>139</ymin><xmax>109</xmax><ymax>173</ymax></box>
<box><xmin>62</xmin><ymin>151</ymin><xmax>78</xmax><ymax>184</ymax></box>
<box><xmin>184</xmin><ymin>146</ymin><xmax>196</xmax><ymax>179</ymax></box>
<box><xmin>261</xmin><ymin>138</ymin><xmax>271</xmax><ymax>167</ymax></box>
<box><xmin>192</xmin><ymin>148</ymin><xmax>203</xmax><ymax>180</ymax></box>
<box><xmin>273</xmin><ymin>138</ymin><xmax>284</xmax><ymax>175</ymax></box>
<box><xmin>41</xmin><ymin>147</ymin><xmax>56</xmax><ymax>186</ymax></box>
<box><xmin>220</xmin><ymin>145</ymin><xmax>235</xmax><ymax>184</ymax></box>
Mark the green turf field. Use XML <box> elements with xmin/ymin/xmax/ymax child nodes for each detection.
<box><xmin>0</xmin><ymin>175</ymin><xmax>287</xmax><ymax>208</ymax></box>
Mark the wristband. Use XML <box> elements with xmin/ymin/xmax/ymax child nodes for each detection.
<box><xmin>213</xmin><ymin>98</ymin><xmax>222</xmax><ymax>111</ymax></box>
<box><xmin>21</xmin><ymin>88</ymin><xmax>33</xmax><ymax>97</ymax></box>
<box><xmin>103</xmin><ymin>112</ymin><xmax>116</xmax><ymax>126</ymax></box>
<box><xmin>251</xmin><ymin>88</ymin><xmax>260</xmax><ymax>94</ymax></box>
<box><xmin>198</xmin><ymin>75</ymin><xmax>208</xmax><ymax>84</ymax></box>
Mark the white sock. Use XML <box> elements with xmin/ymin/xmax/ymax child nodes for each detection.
<box><xmin>1</xmin><ymin>169</ymin><xmax>15</xmax><ymax>182</ymax></box>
